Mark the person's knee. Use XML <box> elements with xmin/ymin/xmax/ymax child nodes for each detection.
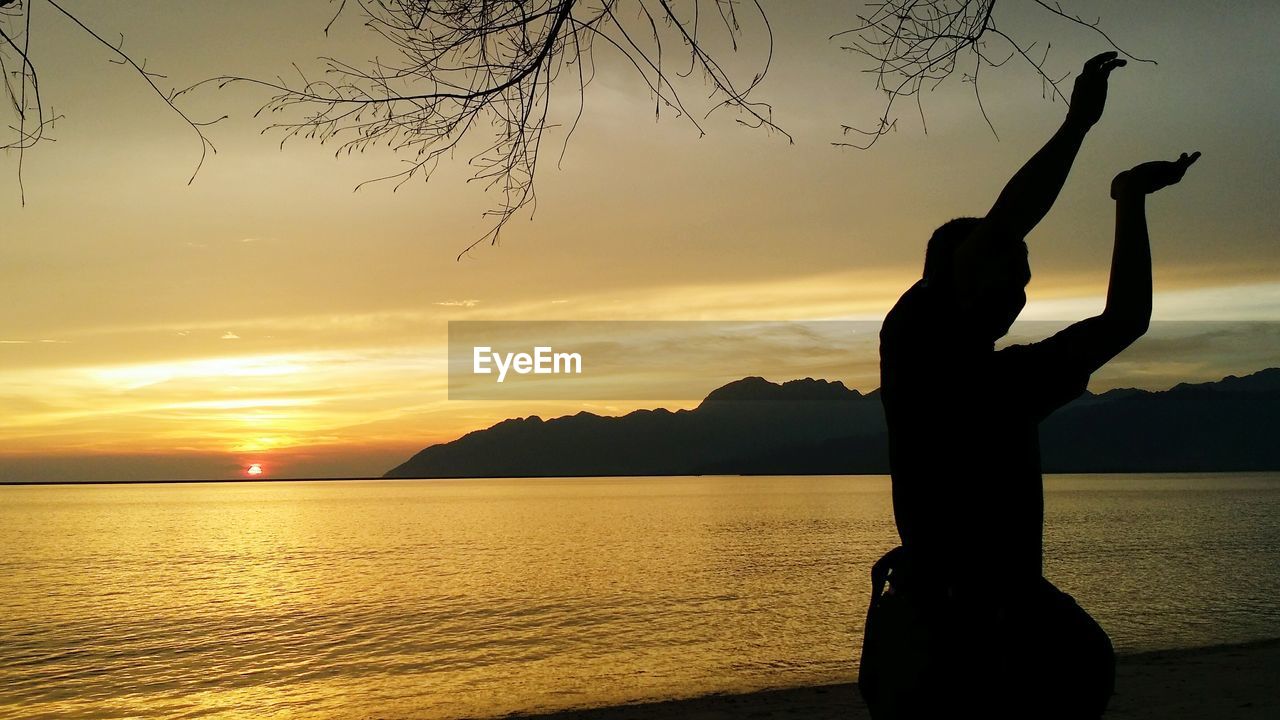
<box><xmin>1042</xmin><ymin>589</ymin><xmax>1115</xmax><ymax>717</ymax></box>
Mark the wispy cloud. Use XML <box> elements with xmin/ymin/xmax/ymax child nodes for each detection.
<box><xmin>1022</xmin><ymin>281</ymin><xmax>1280</xmax><ymax>321</ymax></box>
<box><xmin>1</xmin><ymin>339</ymin><xmax>70</xmax><ymax>344</ymax></box>
<box><xmin>4</xmin><ymin>271</ymin><xmax>1280</xmax><ymax>479</ymax></box>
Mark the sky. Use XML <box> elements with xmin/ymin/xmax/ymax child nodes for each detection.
<box><xmin>2</xmin><ymin>1</ymin><xmax>1278</xmax><ymax>482</ymax></box>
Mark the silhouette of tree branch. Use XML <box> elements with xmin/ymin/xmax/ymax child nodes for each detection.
<box><xmin>1</xmin><ymin>0</ymin><xmax>50</xmax><ymax>206</ymax></box>
<box><xmin>0</xmin><ymin>0</ymin><xmax>220</xmax><ymax>204</ymax></box>
<box><xmin>832</xmin><ymin>0</ymin><xmax>1152</xmax><ymax>150</ymax></box>
<box><xmin>3</xmin><ymin>1</ymin><xmax>1147</xmax><ymax>259</ymax></box>
<box><xmin>192</xmin><ymin>0</ymin><xmax>791</xmax><ymax>259</ymax></box>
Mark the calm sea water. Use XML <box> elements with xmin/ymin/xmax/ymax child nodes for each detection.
<box><xmin>2</xmin><ymin>474</ymin><xmax>1278</xmax><ymax>719</ymax></box>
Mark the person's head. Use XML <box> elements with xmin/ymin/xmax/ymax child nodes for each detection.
<box><xmin>923</xmin><ymin>217</ymin><xmax>1031</xmax><ymax>342</ymax></box>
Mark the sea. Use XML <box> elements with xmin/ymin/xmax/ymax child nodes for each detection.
<box><xmin>2</xmin><ymin>474</ymin><xmax>1278</xmax><ymax>719</ymax></box>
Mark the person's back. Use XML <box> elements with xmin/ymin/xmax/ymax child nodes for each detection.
<box><xmin>856</xmin><ymin>51</ymin><xmax>1201</xmax><ymax>720</ymax></box>
<box><xmin>879</xmin><ymin>276</ymin><xmax>1073</xmax><ymax>588</ymax></box>
<box><xmin>873</xmin><ymin>275</ymin><xmax>1107</xmax><ymax>719</ymax></box>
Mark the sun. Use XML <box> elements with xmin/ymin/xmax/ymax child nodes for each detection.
<box><xmin>246</xmin><ymin>463</ymin><xmax>264</xmax><ymax>477</ymax></box>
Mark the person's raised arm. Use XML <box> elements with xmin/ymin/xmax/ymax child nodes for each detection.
<box><xmin>984</xmin><ymin>52</ymin><xmax>1127</xmax><ymax>238</ymax></box>
<box><xmin>953</xmin><ymin>52</ymin><xmax>1126</xmax><ymax>298</ymax></box>
<box><xmin>990</xmin><ymin>152</ymin><xmax>1200</xmax><ymax>421</ymax></box>
<box><xmin>1063</xmin><ymin>152</ymin><xmax>1202</xmax><ymax>374</ymax></box>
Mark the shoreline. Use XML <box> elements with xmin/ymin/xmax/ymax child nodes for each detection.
<box><xmin>495</xmin><ymin>638</ymin><xmax>1280</xmax><ymax>720</ymax></box>
<box><xmin>6</xmin><ymin>471</ymin><xmax>1278</xmax><ymax>486</ymax></box>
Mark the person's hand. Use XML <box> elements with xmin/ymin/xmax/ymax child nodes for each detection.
<box><xmin>1111</xmin><ymin>152</ymin><xmax>1201</xmax><ymax>199</ymax></box>
<box><xmin>1065</xmin><ymin>51</ymin><xmax>1127</xmax><ymax>131</ymax></box>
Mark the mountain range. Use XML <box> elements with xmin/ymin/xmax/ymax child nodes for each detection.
<box><xmin>384</xmin><ymin>368</ymin><xmax>1280</xmax><ymax>478</ymax></box>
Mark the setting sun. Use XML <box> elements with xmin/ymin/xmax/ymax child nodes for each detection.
<box><xmin>246</xmin><ymin>464</ymin><xmax>264</xmax><ymax>477</ymax></box>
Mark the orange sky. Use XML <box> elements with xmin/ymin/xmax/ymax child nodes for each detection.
<box><xmin>3</xmin><ymin>1</ymin><xmax>1279</xmax><ymax>481</ymax></box>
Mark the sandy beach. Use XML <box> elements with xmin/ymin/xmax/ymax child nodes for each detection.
<box><xmin>500</xmin><ymin>638</ymin><xmax>1280</xmax><ymax>720</ymax></box>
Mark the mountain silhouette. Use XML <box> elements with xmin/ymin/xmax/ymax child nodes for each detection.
<box><xmin>384</xmin><ymin>368</ymin><xmax>1280</xmax><ymax>478</ymax></box>
<box><xmin>1040</xmin><ymin>368</ymin><xmax>1280</xmax><ymax>472</ymax></box>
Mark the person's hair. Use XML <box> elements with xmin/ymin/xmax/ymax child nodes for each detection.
<box><xmin>922</xmin><ymin>217</ymin><xmax>982</xmax><ymax>287</ymax></box>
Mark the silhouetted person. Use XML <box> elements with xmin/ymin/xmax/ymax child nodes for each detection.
<box><xmin>857</xmin><ymin>51</ymin><xmax>1200</xmax><ymax>719</ymax></box>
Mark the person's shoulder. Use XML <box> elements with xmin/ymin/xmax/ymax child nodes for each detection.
<box><xmin>993</xmin><ymin>334</ymin><xmax>1093</xmax><ymax>393</ymax></box>
<box><xmin>992</xmin><ymin>340</ymin><xmax>1050</xmax><ymax>370</ymax></box>
<box><xmin>883</xmin><ymin>280</ymin><xmax>941</xmax><ymax>340</ymax></box>
<box><xmin>994</xmin><ymin>329</ymin><xmax>1077</xmax><ymax>364</ymax></box>
<box><xmin>884</xmin><ymin>279</ymin><xmax>934</xmax><ymax>322</ymax></box>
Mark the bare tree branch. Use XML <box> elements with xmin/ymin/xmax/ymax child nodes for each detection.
<box><xmin>192</xmin><ymin>1</ymin><xmax>791</xmax><ymax>259</ymax></box>
<box><xmin>833</xmin><ymin>0</ymin><xmax>1151</xmax><ymax>150</ymax></box>
<box><xmin>0</xmin><ymin>0</ymin><xmax>51</xmax><ymax>205</ymax></box>
<box><xmin>0</xmin><ymin>0</ymin><xmax>221</xmax><ymax>204</ymax></box>
<box><xmin>4</xmin><ymin>1</ymin><xmax>1150</xmax><ymax>259</ymax></box>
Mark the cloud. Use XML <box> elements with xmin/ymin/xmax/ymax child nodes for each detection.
<box><xmin>1082</xmin><ymin>322</ymin><xmax>1280</xmax><ymax>391</ymax></box>
<box><xmin>1022</xmin><ymin>281</ymin><xmax>1280</xmax><ymax>322</ymax></box>
<box><xmin>1</xmin><ymin>339</ymin><xmax>69</xmax><ymax>344</ymax></box>
<box><xmin>434</xmin><ymin>299</ymin><xmax>481</xmax><ymax>308</ymax></box>
<box><xmin>221</xmin><ymin>332</ymin><xmax>240</xmax><ymax>340</ymax></box>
